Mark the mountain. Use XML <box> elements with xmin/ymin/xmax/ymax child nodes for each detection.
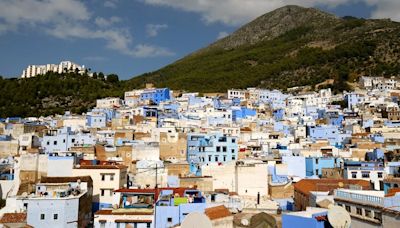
<box><xmin>126</xmin><ymin>5</ymin><xmax>400</xmax><ymax>92</ymax></box>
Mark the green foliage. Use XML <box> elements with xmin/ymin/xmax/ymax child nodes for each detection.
<box><xmin>0</xmin><ymin>72</ymin><xmax>122</xmax><ymax>118</ymax></box>
<box><xmin>106</xmin><ymin>74</ymin><xmax>119</xmax><ymax>84</ymax></box>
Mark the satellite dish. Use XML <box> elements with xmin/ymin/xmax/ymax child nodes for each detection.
<box><xmin>241</xmin><ymin>218</ymin><xmax>249</xmax><ymax>226</ymax></box>
<box><xmin>327</xmin><ymin>205</ymin><xmax>351</xmax><ymax>228</ymax></box>
<box><xmin>181</xmin><ymin>212</ymin><xmax>212</xmax><ymax>228</ymax></box>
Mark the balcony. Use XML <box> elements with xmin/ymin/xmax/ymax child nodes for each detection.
<box><xmin>334</xmin><ymin>189</ymin><xmax>384</xmax><ymax>207</ymax></box>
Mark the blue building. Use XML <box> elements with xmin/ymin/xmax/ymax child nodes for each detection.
<box><xmin>345</xmin><ymin>92</ymin><xmax>364</xmax><ymax>110</ymax></box>
<box><xmin>155</xmin><ymin>189</ymin><xmax>206</xmax><ymax>228</ymax></box>
<box><xmin>307</xmin><ymin>125</ymin><xmax>351</xmax><ymax>147</ymax></box>
<box><xmin>86</xmin><ymin>112</ymin><xmax>106</xmax><ymax>128</ymax></box>
<box><xmin>305</xmin><ymin>157</ymin><xmax>342</xmax><ymax>177</ymax></box>
<box><xmin>231</xmin><ymin>107</ymin><xmax>256</xmax><ymax>121</ymax></box>
<box><xmin>282</xmin><ymin>208</ymin><xmax>330</xmax><ymax>228</ymax></box>
<box><xmin>140</xmin><ymin>88</ymin><xmax>171</xmax><ymax>104</ymax></box>
<box><xmin>187</xmin><ymin>133</ymin><xmax>238</xmax><ymax>174</ymax></box>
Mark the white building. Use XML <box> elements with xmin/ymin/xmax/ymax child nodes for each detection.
<box><xmin>227</xmin><ymin>89</ymin><xmax>247</xmax><ymax>100</ymax></box>
<box><xmin>72</xmin><ymin>163</ymin><xmax>128</xmax><ymax>210</ymax></box>
<box><xmin>1</xmin><ymin>176</ymin><xmax>93</xmax><ymax>228</ymax></box>
<box><xmin>21</xmin><ymin>60</ymin><xmax>87</xmax><ymax>78</ymax></box>
<box><xmin>96</xmin><ymin>97</ymin><xmax>122</xmax><ymax>109</ymax></box>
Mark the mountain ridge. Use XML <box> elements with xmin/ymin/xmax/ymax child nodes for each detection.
<box><xmin>126</xmin><ymin>5</ymin><xmax>400</xmax><ymax>92</ymax></box>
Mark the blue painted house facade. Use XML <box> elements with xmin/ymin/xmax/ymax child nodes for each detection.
<box><xmin>155</xmin><ymin>189</ymin><xmax>206</xmax><ymax>228</ymax></box>
<box><xmin>305</xmin><ymin>157</ymin><xmax>342</xmax><ymax>177</ymax></box>
<box><xmin>140</xmin><ymin>88</ymin><xmax>171</xmax><ymax>104</ymax></box>
<box><xmin>187</xmin><ymin>133</ymin><xmax>238</xmax><ymax>174</ymax></box>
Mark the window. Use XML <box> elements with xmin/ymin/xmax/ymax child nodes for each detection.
<box><xmin>54</xmin><ymin>214</ymin><xmax>58</xmax><ymax>220</ymax></box>
<box><xmin>223</xmin><ymin>156</ymin><xmax>226</xmax><ymax>162</ymax></box>
<box><xmin>208</xmin><ymin>155</ymin><xmax>212</xmax><ymax>162</ymax></box>
<box><xmin>222</xmin><ymin>146</ymin><xmax>227</xmax><ymax>152</ymax></box>
<box><xmin>101</xmin><ymin>189</ymin><xmax>105</xmax><ymax>196</ymax></box>
<box><xmin>216</xmin><ymin>146</ymin><xmax>221</xmax><ymax>152</ymax></box>
<box><xmin>232</xmin><ymin>156</ymin><xmax>236</xmax><ymax>160</ymax></box>
<box><xmin>46</xmin><ymin>141</ymin><xmax>50</xmax><ymax>145</ymax></box>
<box><xmin>40</xmin><ymin>214</ymin><xmax>45</xmax><ymax>220</ymax></box>
<box><xmin>365</xmin><ymin>209</ymin><xmax>371</xmax><ymax>218</ymax></box>
<box><xmin>362</xmin><ymin>172</ymin><xmax>370</xmax><ymax>178</ymax></box>
<box><xmin>351</xmin><ymin>172</ymin><xmax>357</xmax><ymax>178</ymax></box>
<box><xmin>315</xmin><ymin>169</ymin><xmax>319</xmax><ymax>175</ymax></box>
<box><xmin>71</xmin><ymin>138</ymin><xmax>75</xmax><ymax>143</ymax></box>
<box><xmin>110</xmin><ymin>175</ymin><xmax>114</xmax><ymax>181</ymax></box>
<box><xmin>356</xmin><ymin>207</ymin><xmax>362</xmax><ymax>215</ymax></box>
<box><xmin>215</xmin><ymin>156</ymin><xmax>219</xmax><ymax>162</ymax></box>
<box><xmin>232</xmin><ymin>139</ymin><xmax>236</xmax><ymax>143</ymax></box>
<box><xmin>101</xmin><ymin>175</ymin><xmax>105</xmax><ymax>181</ymax></box>
<box><xmin>232</xmin><ymin>149</ymin><xmax>235</xmax><ymax>153</ymax></box>
<box><xmin>315</xmin><ymin>158</ymin><xmax>319</xmax><ymax>164</ymax></box>
<box><xmin>345</xmin><ymin>205</ymin><xmax>351</xmax><ymax>212</ymax></box>
<box><xmin>377</xmin><ymin>172</ymin><xmax>383</xmax><ymax>178</ymax></box>
<box><xmin>147</xmin><ymin>223</ymin><xmax>151</xmax><ymax>228</ymax></box>
<box><xmin>63</xmin><ymin>139</ymin><xmax>66</xmax><ymax>143</ymax></box>
<box><xmin>53</xmin><ymin>141</ymin><xmax>57</xmax><ymax>145</ymax></box>
<box><xmin>167</xmin><ymin>217</ymin><xmax>172</xmax><ymax>223</ymax></box>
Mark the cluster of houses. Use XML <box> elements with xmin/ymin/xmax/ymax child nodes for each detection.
<box><xmin>21</xmin><ymin>60</ymin><xmax>89</xmax><ymax>78</ymax></box>
<box><xmin>0</xmin><ymin>78</ymin><xmax>400</xmax><ymax>227</ymax></box>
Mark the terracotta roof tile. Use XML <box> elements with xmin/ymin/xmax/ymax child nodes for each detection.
<box><xmin>294</xmin><ymin>179</ymin><xmax>371</xmax><ymax>196</ymax></box>
<box><xmin>386</xmin><ymin>188</ymin><xmax>400</xmax><ymax>197</ymax></box>
<box><xmin>205</xmin><ymin>205</ymin><xmax>232</xmax><ymax>220</ymax></box>
<box><xmin>0</xmin><ymin>213</ymin><xmax>26</xmax><ymax>223</ymax></box>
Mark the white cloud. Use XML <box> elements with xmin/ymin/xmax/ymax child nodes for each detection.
<box><xmin>141</xmin><ymin>0</ymin><xmax>400</xmax><ymax>25</ymax></box>
<box><xmin>104</xmin><ymin>0</ymin><xmax>118</xmax><ymax>8</ymax></box>
<box><xmin>146</xmin><ymin>24</ymin><xmax>168</xmax><ymax>37</ymax></box>
<box><xmin>217</xmin><ymin>31</ymin><xmax>229</xmax><ymax>39</ymax></box>
<box><xmin>131</xmin><ymin>44</ymin><xmax>175</xmax><ymax>57</ymax></box>
<box><xmin>0</xmin><ymin>0</ymin><xmax>174</xmax><ymax>58</ymax></box>
<box><xmin>366</xmin><ymin>0</ymin><xmax>400</xmax><ymax>21</ymax></box>
<box><xmin>0</xmin><ymin>0</ymin><xmax>90</xmax><ymax>32</ymax></box>
<box><xmin>95</xmin><ymin>16</ymin><xmax>121</xmax><ymax>27</ymax></box>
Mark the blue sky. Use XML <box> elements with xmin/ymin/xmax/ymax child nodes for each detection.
<box><xmin>0</xmin><ymin>0</ymin><xmax>398</xmax><ymax>80</ymax></box>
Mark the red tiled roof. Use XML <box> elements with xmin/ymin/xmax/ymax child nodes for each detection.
<box><xmin>205</xmin><ymin>205</ymin><xmax>232</xmax><ymax>220</ymax></box>
<box><xmin>113</xmin><ymin>189</ymin><xmax>157</xmax><ymax>194</ymax></box>
<box><xmin>115</xmin><ymin>219</ymin><xmax>152</xmax><ymax>223</ymax></box>
<box><xmin>95</xmin><ymin>210</ymin><xmax>153</xmax><ymax>216</ymax></box>
<box><xmin>294</xmin><ymin>179</ymin><xmax>371</xmax><ymax>196</ymax></box>
<box><xmin>40</xmin><ymin>176</ymin><xmax>93</xmax><ymax>187</ymax></box>
<box><xmin>113</xmin><ymin>187</ymin><xmax>197</xmax><ymax>201</ymax></box>
<box><xmin>75</xmin><ymin>165</ymin><xmax>127</xmax><ymax>169</ymax></box>
<box><xmin>386</xmin><ymin>188</ymin><xmax>400</xmax><ymax>197</ymax></box>
<box><xmin>0</xmin><ymin>213</ymin><xmax>26</xmax><ymax>223</ymax></box>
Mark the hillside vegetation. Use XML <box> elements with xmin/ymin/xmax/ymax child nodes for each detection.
<box><xmin>126</xmin><ymin>5</ymin><xmax>400</xmax><ymax>92</ymax></box>
<box><xmin>0</xmin><ymin>73</ymin><xmax>123</xmax><ymax>117</ymax></box>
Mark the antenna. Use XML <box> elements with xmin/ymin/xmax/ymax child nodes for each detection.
<box><xmin>181</xmin><ymin>212</ymin><xmax>212</xmax><ymax>228</ymax></box>
<box><xmin>327</xmin><ymin>205</ymin><xmax>351</xmax><ymax>228</ymax></box>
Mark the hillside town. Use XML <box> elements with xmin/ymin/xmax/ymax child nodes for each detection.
<box><xmin>0</xmin><ymin>76</ymin><xmax>400</xmax><ymax>228</ymax></box>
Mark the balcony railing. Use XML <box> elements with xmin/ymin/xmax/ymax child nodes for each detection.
<box><xmin>334</xmin><ymin>190</ymin><xmax>384</xmax><ymax>206</ymax></box>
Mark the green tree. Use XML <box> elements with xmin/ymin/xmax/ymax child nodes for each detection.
<box><xmin>107</xmin><ymin>74</ymin><xmax>119</xmax><ymax>84</ymax></box>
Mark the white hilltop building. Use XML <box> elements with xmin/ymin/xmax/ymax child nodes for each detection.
<box><xmin>21</xmin><ymin>60</ymin><xmax>88</xmax><ymax>78</ymax></box>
